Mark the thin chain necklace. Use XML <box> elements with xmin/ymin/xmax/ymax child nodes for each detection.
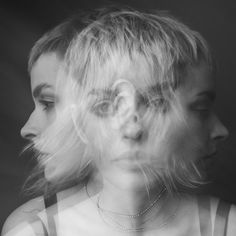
<box><xmin>97</xmin><ymin>187</ymin><xmax>166</xmax><ymax>218</ymax></box>
<box><xmin>98</xmin><ymin>206</ymin><xmax>178</xmax><ymax>233</ymax></box>
<box><xmin>96</xmin><ymin>187</ymin><xmax>170</xmax><ymax>232</ymax></box>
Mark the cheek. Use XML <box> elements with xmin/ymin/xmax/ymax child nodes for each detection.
<box><xmin>44</xmin><ymin>109</ymin><xmax>57</xmax><ymax>129</ymax></box>
<box><xmin>33</xmin><ymin>109</ymin><xmax>54</xmax><ymax>133</ymax></box>
<box><xmin>158</xmin><ymin>118</ymin><xmax>207</xmax><ymax>162</ymax></box>
<box><xmin>172</xmin><ymin>119</ymin><xmax>209</xmax><ymax>159</ymax></box>
<box><xmin>186</xmin><ymin>113</ymin><xmax>211</xmax><ymax>142</ymax></box>
<box><xmin>85</xmin><ymin>117</ymin><xmax>114</xmax><ymax>151</ymax></box>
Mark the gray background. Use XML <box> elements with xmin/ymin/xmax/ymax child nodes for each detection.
<box><xmin>1</xmin><ymin>0</ymin><xmax>236</xmax><ymax>230</ymax></box>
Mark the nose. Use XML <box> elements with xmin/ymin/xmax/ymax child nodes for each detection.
<box><xmin>211</xmin><ymin>115</ymin><xmax>229</xmax><ymax>142</ymax></box>
<box><xmin>123</xmin><ymin>120</ymin><xmax>143</xmax><ymax>140</ymax></box>
<box><xmin>118</xmin><ymin>94</ymin><xmax>146</xmax><ymax>141</ymax></box>
<box><xmin>20</xmin><ymin>111</ymin><xmax>40</xmax><ymax>140</ymax></box>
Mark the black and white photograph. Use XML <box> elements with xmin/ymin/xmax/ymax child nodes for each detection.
<box><xmin>1</xmin><ymin>0</ymin><xmax>236</xmax><ymax>235</ymax></box>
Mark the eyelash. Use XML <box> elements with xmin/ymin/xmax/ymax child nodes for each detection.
<box><xmin>194</xmin><ymin>102</ymin><xmax>212</xmax><ymax>111</ymax></box>
<box><xmin>192</xmin><ymin>103</ymin><xmax>214</xmax><ymax>120</ymax></box>
<box><xmin>139</xmin><ymin>95</ymin><xmax>168</xmax><ymax>113</ymax></box>
<box><xmin>39</xmin><ymin>100</ymin><xmax>55</xmax><ymax>111</ymax></box>
<box><xmin>147</xmin><ymin>97</ymin><xmax>166</xmax><ymax>107</ymax></box>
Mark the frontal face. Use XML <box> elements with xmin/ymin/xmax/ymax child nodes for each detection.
<box><xmin>21</xmin><ymin>52</ymin><xmax>64</xmax><ymax>141</ymax></box>
<box><xmin>83</xmin><ymin>62</ymin><xmax>228</xmax><ymax>189</ymax></box>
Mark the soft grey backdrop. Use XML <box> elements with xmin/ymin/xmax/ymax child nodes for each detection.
<box><xmin>1</xmin><ymin>0</ymin><xmax>236</xmax><ymax>230</ymax></box>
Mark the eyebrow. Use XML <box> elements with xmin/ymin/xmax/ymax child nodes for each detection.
<box><xmin>89</xmin><ymin>83</ymin><xmax>166</xmax><ymax>95</ymax></box>
<box><xmin>196</xmin><ymin>90</ymin><xmax>216</xmax><ymax>101</ymax></box>
<box><xmin>32</xmin><ymin>83</ymin><xmax>54</xmax><ymax>98</ymax></box>
<box><xmin>88</xmin><ymin>88</ymin><xmax>114</xmax><ymax>98</ymax></box>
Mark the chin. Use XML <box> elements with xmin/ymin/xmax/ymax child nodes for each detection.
<box><xmin>104</xmin><ymin>165</ymin><xmax>157</xmax><ymax>191</ymax></box>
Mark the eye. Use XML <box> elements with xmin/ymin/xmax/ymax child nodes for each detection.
<box><xmin>190</xmin><ymin>99</ymin><xmax>214</xmax><ymax>119</ymax></box>
<box><xmin>91</xmin><ymin>100</ymin><xmax>114</xmax><ymax>117</ymax></box>
<box><xmin>39</xmin><ymin>99</ymin><xmax>55</xmax><ymax>111</ymax></box>
<box><xmin>145</xmin><ymin>96</ymin><xmax>167</xmax><ymax>112</ymax></box>
<box><xmin>195</xmin><ymin>106</ymin><xmax>212</xmax><ymax>117</ymax></box>
<box><xmin>149</xmin><ymin>97</ymin><xmax>165</xmax><ymax>106</ymax></box>
<box><xmin>196</xmin><ymin>107</ymin><xmax>210</xmax><ymax>111</ymax></box>
<box><xmin>193</xmin><ymin>100</ymin><xmax>213</xmax><ymax>111</ymax></box>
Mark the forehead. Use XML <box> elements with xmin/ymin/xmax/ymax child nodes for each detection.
<box><xmin>176</xmin><ymin>63</ymin><xmax>214</xmax><ymax>102</ymax></box>
<box><xmin>88</xmin><ymin>56</ymin><xmax>157</xmax><ymax>93</ymax></box>
<box><xmin>30</xmin><ymin>52</ymin><xmax>63</xmax><ymax>90</ymax></box>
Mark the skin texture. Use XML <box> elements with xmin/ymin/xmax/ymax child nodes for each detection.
<box><xmin>21</xmin><ymin>53</ymin><xmax>63</xmax><ymax>139</ymax></box>
<box><xmin>2</xmin><ymin>60</ymin><xmax>234</xmax><ymax>236</ymax></box>
<box><xmin>2</xmin><ymin>52</ymin><xmax>79</xmax><ymax>235</ymax></box>
<box><xmin>84</xmin><ymin>63</ymin><xmax>228</xmax><ymax>194</ymax></box>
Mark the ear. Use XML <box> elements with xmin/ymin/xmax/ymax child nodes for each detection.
<box><xmin>111</xmin><ymin>80</ymin><xmax>142</xmax><ymax>132</ymax></box>
<box><xmin>112</xmin><ymin>80</ymin><xmax>145</xmax><ymax>140</ymax></box>
<box><xmin>112</xmin><ymin>80</ymin><xmax>136</xmax><ymax>119</ymax></box>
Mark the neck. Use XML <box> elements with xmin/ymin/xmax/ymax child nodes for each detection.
<box><xmin>96</xmin><ymin>179</ymin><xmax>173</xmax><ymax>233</ymax></box>
<box><xmin>99</xmin><ymin>179</ymin><xmax>165</xmax><ymax>217</ymax></box>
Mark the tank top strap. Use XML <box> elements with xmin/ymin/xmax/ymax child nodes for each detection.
<box><xmin>213</xmin><ymin>199</ymin><xmax>231</xmax><ymax>236</ymax></box>
<box><xmin>197</xmin><ymin>196</ymin><xmax>212</xmax><ymax>236</ymax></box>
<box><xmin>44</xmin><ymin>193</ymin><xmax>58</xmax><ymax>208</ymax></box>
<box><xmin>43</xmin><ymin>193</ymin><xmax>58</xmax><ymax>236</ymax></box>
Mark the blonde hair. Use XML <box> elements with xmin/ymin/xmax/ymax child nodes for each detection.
<box><xmin>23</xmin><ymin>12</ymin><xmax>96</xmax><ymax>197</ymax></box>
<box><xmin>32</xmin><ymin>7</ymin><xmax>212</xmax><ymax>196</ymax></box>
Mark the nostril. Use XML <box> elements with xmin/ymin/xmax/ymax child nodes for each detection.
<box><xmin>216</xmin><ymin>133</ymin><xmax>229</xmax><ymax>142</ymax></box>
<box><xmin>213</xmin><ymin>126</ymin><xmax>229</xmax><ymax>142</ymax></box>
<box><xmin>133</xmin><ymin>114</ymin><xmax>139</xmax><ymax>123</ymax></box>
<box><xmin>23</xmin><ymin>133</ymin><xmax>37</xmax><ymax>140</ymax></box>
<box><xmin>134</xmin><ymin>130</ymin><xmax>143</xmax><ymax>141</ymax></box>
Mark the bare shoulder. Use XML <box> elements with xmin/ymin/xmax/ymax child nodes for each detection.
<box><xmin>227</xmin><ymin>204</ymin><xmax>236</xmax><ymax>236</ymax></box>
<box><xmin>1</xmin><ymin>196</ymin><xmax>44</xmax><ymax>235</ymax></box>
<box><xmin>2</xmin><ymin>184</ymin><xmax>90</xmax><ymax>235</ymax></box>
<box><xmin>1</xmin><ymin>219</ymin><xmax>47</xmax><ymax>236</ymax></box>
<box><xmin>57</xmin><ymin>184</ymin><xmax>89</xmax><ymax>210</ymax></box>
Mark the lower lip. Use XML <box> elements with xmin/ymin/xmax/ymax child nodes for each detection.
<box><xmin>113</xmin><ymin>156</ymin><xmax>144</xmax><ymax>171</ymax></box>
<box><xmin>202</xmin><ymin>153</ymin><xmax>217</xmax><ymax>168</ymax></box>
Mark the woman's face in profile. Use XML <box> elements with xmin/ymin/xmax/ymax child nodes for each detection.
<box><xmin>20</xmin><ymin>52</ymin><xmax>63</xmax><ymax>141</ymax></box>
<box><xmin>83</xmin><ymin>63</ymin><xmax>228</xmax><ymax>186</ymax></box>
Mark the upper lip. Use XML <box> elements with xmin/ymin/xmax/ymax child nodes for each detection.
<box><xmin>30</xmin><ymin>142</ymin><xmax>50</xmax><ymax>155</ymax></box>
